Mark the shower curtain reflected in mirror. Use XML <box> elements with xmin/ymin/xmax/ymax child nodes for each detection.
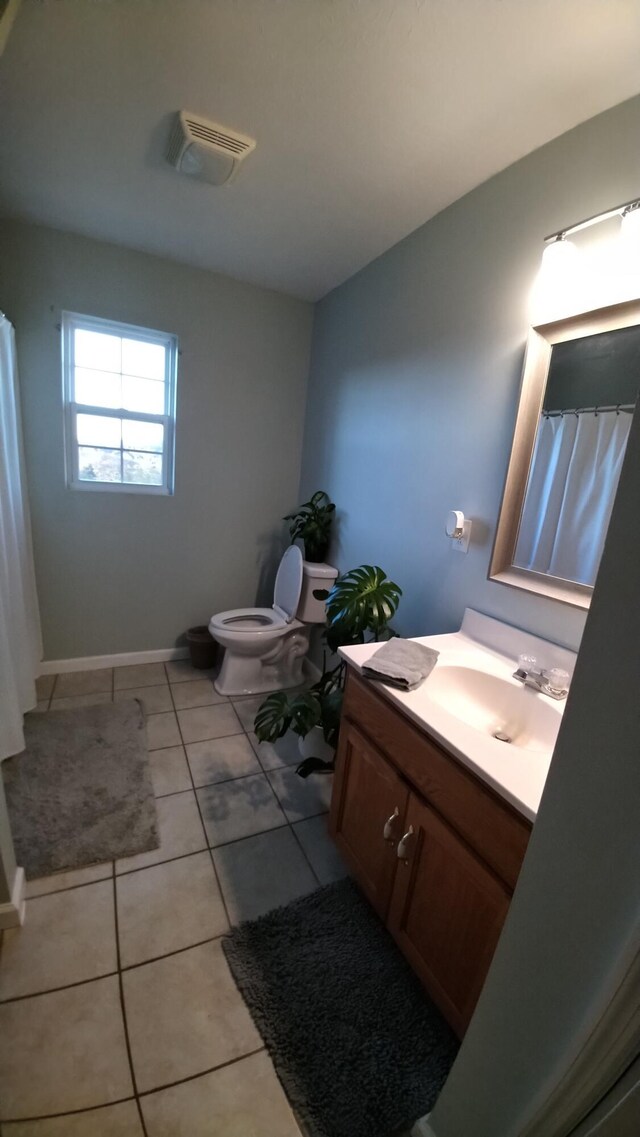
<box><xmin>514</xmin><ymin>408</ymin><xmax>632</xmax><ymax>586</ymax></box>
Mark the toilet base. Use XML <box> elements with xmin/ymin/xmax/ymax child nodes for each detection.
<box><xmin>214</xmin><ymin>635</ymin><xmax>309</xmax><ymax>698</ymax></box>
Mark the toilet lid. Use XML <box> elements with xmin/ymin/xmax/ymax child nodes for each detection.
<box><xmin>273</xmin><ymin>546</ymin><xmax>304</xmax><ymax>622</ymax></box>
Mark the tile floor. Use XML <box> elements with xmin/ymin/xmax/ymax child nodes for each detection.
<box><xmin>0</xmin><ymin>663</ymin><xmax>347</xmax><ymax>1135</ymax></box>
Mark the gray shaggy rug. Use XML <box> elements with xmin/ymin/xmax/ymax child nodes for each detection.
<box><xmin>222</xmin><ymin>878</ymin><xmax>459</xmax><ymax>1137</ymax></box>
<box><xmin>3</xmin><ymin>700</ymin><xmax>159</xmax><ymax>879</ymax></box>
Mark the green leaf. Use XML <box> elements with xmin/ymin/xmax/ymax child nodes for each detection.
<box><xmin>254</xmin><ymin>691</ymin><xmax>292</xmax><ymax>743</ymax></box>
<box><xmin>282</xmin><ymin>491</ymin><xmax>336</xmax><ymax>551</ymax></box>
<box><xmin>322</xmin><ymin>565</ymin><xmax>402</xmax><ymax>643</ymax></box>
<box><xmin>287</xmin><ymin>691</ymin><xmax>322</xmax><ymax>737</ymax></box>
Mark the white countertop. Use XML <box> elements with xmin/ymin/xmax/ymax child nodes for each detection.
<box><xmin>339</xmin><ymin>609</ymin><xmax>577</xmax><ymax>822</ymax></box>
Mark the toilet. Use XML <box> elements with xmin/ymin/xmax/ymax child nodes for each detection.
<box><xmin>209</xmin><ymin>547</ymin><xmax>338</xmax><ymax>697</ymax></box>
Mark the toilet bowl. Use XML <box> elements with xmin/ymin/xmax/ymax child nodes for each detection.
<box><xmin>209</xmin><ymin>547</ymin><xmax>338</xmax><ymax>697</ymax></box>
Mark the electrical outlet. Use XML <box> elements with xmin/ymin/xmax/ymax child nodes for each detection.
<box><xmin>452</xmin><ymin>519</ymin><xmax>472</xmax><ymax>553</ymax></box>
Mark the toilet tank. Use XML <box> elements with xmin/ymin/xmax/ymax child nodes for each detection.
<box><xmin>297</xmin><ymin>561</ymin><xmax>339</xmax><ymax>623</ymax></box>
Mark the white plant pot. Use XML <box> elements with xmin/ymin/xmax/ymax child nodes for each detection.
<box><xmin>298</xmin><ymin>725</ymin><xmax>335</xmax><ymax>764</ymax></box>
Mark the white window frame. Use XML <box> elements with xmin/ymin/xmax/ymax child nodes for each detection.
<box><xmin>62</xmin><ymin>311</ymin><xmax>178</xmax><ymax>496</ymax></box>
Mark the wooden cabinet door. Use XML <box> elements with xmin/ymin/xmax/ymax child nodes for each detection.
<box><xmin>329</xmin><ymin>721</ymin><xmax>409</xmax><ymax>921</ymax></box>
<box><xmin>388</xmin><ymin>792</ymin><xmax>511</xmax><ymax>1037</ymax></box>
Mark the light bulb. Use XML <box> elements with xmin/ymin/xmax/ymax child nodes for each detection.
<box><xmin>531</xmin><ymin>236</ymin><xmax>581</xmax><ymax>323</ymax></box>
<box><xmin>540</xmin><ymin>236</ymin><xmax>578</xmax><ymax>271</ymax></box>
<box><xmin>621</xmin><ymin>205</ymin><xmax>640</xmax><ymax>249</ymax></box>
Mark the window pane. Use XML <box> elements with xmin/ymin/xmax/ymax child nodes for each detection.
<box><xmin>122</xmin><ymin>375</ymin><xmax>165</xmax><ymax>414</ymax></box>
<box><xmin>121</xmin><ymin>338</ymin><xmax>166</xmax><ymax>380</ymax></box>
<box><xmin>74</xmin><ymin>329</ymin><xmax>121</xmax><ymax>372</ymax></box>
<box><xmin>78</xmin><ymin>447</ymin><xmax>121</xmax><ymax>483</ymax></box>
<box><xmin>75</xmin><ymin>368</ymin><xmax>121</xmax><ymax>409</ymax></box>
<box><xmin>76</xmin><ymin>414</ymin><xmax>122</xmax><ymax>448</ymax></box>
<box><xmin>123</xmin><ymin>451</ymin><xmax>163</xmax><ymax>486</ymax></box>
<box><xmin>122</xmin><ymin>421</ymin><xmax>164</xmax><ymax>453</ymax></box>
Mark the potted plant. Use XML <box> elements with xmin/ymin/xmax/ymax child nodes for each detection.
<box><xmin>284</xmin><ymin>490</ymin><xmax>335</xmax><ymax>563</ymax></box>
<box><xmin>254</xmin><ymin>564</ymin><xmax>402</xmax><ymax>776</ymax></box>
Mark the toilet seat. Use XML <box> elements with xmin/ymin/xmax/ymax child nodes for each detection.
<box><xmin>209</xmin><ymin>606</ymin><xmax>290</xmax><ymax>636</ymax></box>
<box><xmin>209</xmin><ymin>547</ymin><xmax>304</xmax><ymax>640</ymax></box>
<box><xmin>208</xmin><ymin>546</ymin><xmax>308</xmax><ymax>696</ymax></box>
<box><xmin>272</xmin><ymin>545</ymin><xmax>304</xmax><ymax>621</ymax></box>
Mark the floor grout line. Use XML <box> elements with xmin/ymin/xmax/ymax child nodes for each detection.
<box><xmin>0</xmin><ymin>1096</ymin><xmax>138</xmax><ymax>1126</ymax></box>
<box><xmin>112</xmin><ymin>868</ymin><xmax>150</xmax><ymax>1137</ymax></box>
<box><xmin>121</xmin><ymin>933</ymin><xmax>227</xmax><ymax>973</ymax></box>
<box><xmin>288</xmin><ymin>816</ymin><xmax>323</xmax><ymax>888</ymax></box>
<box><xmin>115</xmin><ymin>845</ymin><xmax>210</xmax><ymax>877</ymax></box>
<box><xmin>0</xmin><ymin>970</ymin><xmax>120</xmax><ymax>1006</ymax></box>
<box><xmin>0</xmin><ymin>934</ymin><xmax>233</xmax><ymax>1008</ymax></box>
<box><xmin>0</xmin><ymin>1046</ymin><xmax>270</xmax><ymax>1125</ymax></box>
<box><xmin>167</xmin><ymin>673</ymin><xmax>233</xmax><ymax>933</ymax></box>
<box><xmin>153</xmin><ymin>759</ymin><xmax>294</xmax><ymax>797</ymax></box>
<box><xmin>136</xmin><ymin>1045</ymin><xmax>267</xmax><ymax>1098</ymax></box>
<box><xmin>114</xmin><ymin>814</ymin><xmax>329</xmax><ymax>877</ymax></box>
<box><xmin>21</xmin><ymin>872</ymin><xmax>114</xmax><ymax>903</ymax></box>
<box><xmin>154</xmin><ymin>761</ymin><xmax>297</xmax><ymax>798</ymax></box>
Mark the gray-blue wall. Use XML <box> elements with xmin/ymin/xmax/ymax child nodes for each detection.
<box><xmin>0</xmin><ymin>220</ymin><xmax>313</xmax><ymax>660</ymax></box>
<box><xmin>300</xmin><ymin>95</ymin><xmax>640</xmax><ymax>651</ymax></box>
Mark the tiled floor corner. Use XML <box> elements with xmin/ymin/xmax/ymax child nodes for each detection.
<box><xmin>1</xmin><ymin>660</ymin><xmax>351</xmax><ymax>1132</ymax></box>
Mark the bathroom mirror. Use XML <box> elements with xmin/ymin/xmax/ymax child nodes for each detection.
<box><xmin>490</xmin><ymin>298</ymin><xmax>639</xmax><ymax>608</ymax></box>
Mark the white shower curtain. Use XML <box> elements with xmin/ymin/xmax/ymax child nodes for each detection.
<box><xmin>514</xmin><ymin>409</ymin><xmax>632</xmax><ymax>586</ymax></box>
<box><xmin>0</xmin><ymin>315</ymin><xmax>42</xmax><ymax>760</ymax></box>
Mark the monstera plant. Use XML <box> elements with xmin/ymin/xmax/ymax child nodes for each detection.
<box><xmin>254</xmin><ymin>564</ymin><xmax>402</xmax><ymax>776</ymax></box>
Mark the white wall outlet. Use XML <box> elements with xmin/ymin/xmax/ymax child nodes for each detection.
<box><xmin>452</xmin><ymin>518</ymin><xmax>472</xmax><ymax>553</ymax></box>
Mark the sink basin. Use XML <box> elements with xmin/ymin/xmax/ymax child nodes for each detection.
<box><xmin>340</xmin><ymin>609</ymin><xmax>578</xmax><ymax>818</ymax></box>
<box><xmin>425</xmin><ymin>665</ymin><xmax>562</xmax><ymax>753</ymax></box>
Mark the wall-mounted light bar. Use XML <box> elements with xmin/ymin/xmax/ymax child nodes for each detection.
<box><xmin>544</xmin><ymin>196</ymin><xmax>640</xmax><ymax>244</ymax></box>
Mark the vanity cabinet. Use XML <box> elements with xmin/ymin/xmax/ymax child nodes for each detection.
<box><xmin>329</xmin><ymin>670</ymin><xmax>531</xmax><ymax>1036</ymax></box>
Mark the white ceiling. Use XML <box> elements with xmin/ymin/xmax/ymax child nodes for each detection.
<box><xmin>0</xmin><ymin>1</ymin><xmax>638</xmax><ymax>300</ymax></box>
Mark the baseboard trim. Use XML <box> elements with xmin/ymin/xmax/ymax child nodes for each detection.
<box><xmin>0</xmin><ymin>866</ymin><xmax>26</xmax><ymax>929</ymax></box>
<box><xmin>39</xmin><ymin>646</ymin><xmax>190</xmax><ymax>675</ymax></box>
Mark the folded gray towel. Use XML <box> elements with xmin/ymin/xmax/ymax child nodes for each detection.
<box><xmin>361</xmin><ymin>638</ymin><xmax>439</xmax><ymax>691</ymax></box>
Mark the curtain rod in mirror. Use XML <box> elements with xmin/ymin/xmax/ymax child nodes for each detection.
<box><xmin>542</xmin><ymin>403</ymin><xmax>635</xmax><ymax>419</ymax></box>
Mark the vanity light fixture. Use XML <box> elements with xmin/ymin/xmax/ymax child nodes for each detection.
<box><xmin>540</xmin><ymin>233</ymin><xmax>578</xmax><ymax>270</ymax></box>
<box><xmin>543</xmin><ymin>195</ymin><xmax>640</xmax><ymax>247</ymax></box>
<box><xmin>621</xmin><ymin>200</ymin><xmax>640</xmax><ymax>244</ymax></box>
<box><xmin>534</xmin><ymin>195</ymin><xmax>640</xmax><ymax>322</ymax></box>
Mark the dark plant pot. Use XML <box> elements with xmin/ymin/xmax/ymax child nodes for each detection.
<box><xmin>186</xmin><ymin>626</ymin><xmax>218</xmax><ymax>670</ymax></box>
<box><xmin>304</xmin><ymin>541</ymin><xmax>329</xmax><ymax>564</ymax></box>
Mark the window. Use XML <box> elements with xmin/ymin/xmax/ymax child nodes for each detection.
<box><xmin>62</xmin><ymin>312</ymin><xmax>178</xmax><ymax>494</ymax></box>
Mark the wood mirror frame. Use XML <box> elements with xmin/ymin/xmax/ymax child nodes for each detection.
<box><xmin>489</xmin><ymin>297</ymin><xmax>640</xmax><ymax>609</ymax></box>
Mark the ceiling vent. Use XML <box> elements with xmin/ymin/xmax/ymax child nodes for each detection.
<box><xmin>166</xmin><ymin>111</ymin><xmax>256</xmax><ymax>186</ymax></box>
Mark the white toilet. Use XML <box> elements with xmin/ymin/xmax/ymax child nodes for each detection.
<box><xmin>209</xmin><ymin>547</ymin><xmax>338</xmax><ymax>697</ymax></box>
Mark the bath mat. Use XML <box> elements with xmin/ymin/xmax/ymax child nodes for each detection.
<box><xmin>2</xmin><ymin>700</ymin><xmax>159</xmax><ymax>878</ymax></box>
<box><xmin>222</xmin><ymin>878</ymin><xmax>459</xmax><ymax>1137</ymax></box>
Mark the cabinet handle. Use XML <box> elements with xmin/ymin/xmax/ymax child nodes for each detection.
<box><xmin>383</xmin><ymin>806</ymin><xmax>400</xmax><ymax>843</ymax></box>
<box><xmin>397</xmin><ymin>825</ymin><xmax>414</xmax><ymax>863</ymax></box>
